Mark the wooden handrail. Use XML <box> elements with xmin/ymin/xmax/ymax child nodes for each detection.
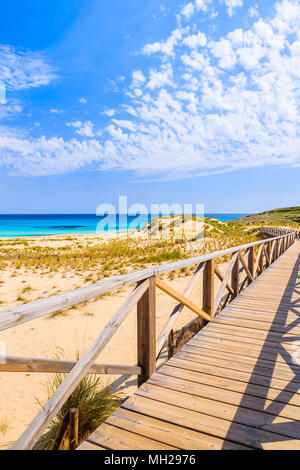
<box><xmin>0</xmin><ymin>357</ymin><xmax>142</xmax><ymax>376</ymax></box>
<box><xmin>259</xmin><ymin>226</ymin><xmax>300</xmax><ymax>239</ymax></box>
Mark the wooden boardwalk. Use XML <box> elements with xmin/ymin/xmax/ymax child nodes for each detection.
<box><xmin>80</xmin><ymin>240</ymin><xmax>300</xmax><ymax>450</ymax></box>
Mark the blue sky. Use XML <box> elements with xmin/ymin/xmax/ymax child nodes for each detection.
<box><xmin>0</xmin><ymin>0</ymin><xmax>299</xmax><ymax>214</ymax></box>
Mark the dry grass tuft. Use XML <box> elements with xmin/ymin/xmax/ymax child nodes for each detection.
<box><xmin>34</xmin><ymin>355</ymin><xmax>122</xmax><ymax>450</ymax></box>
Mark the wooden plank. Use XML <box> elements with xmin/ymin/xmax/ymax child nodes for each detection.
<box><xmin>12</xmin><ymin>280</ymin><xmax>149</xmax><ymax>450</ymax></box>
<box><xmin>217</xmin><ymin>309</ymin><xmax>300</xmax><ymax>328</ymax></box>
<box><xmin>186</xmin><ymin>333</ymin><xmax>300</xmax><ymax>369</ymax></box>
<box><xmin>106</xmin><ymin>407</ymin><xmax>250</xmax><ymax>450</ymax></box>
<box><xmin>77</xmin><ymin>441</ymin><xmax>106</xmax><ymax>450</ymax></box>
<box><xmin>155</xmin><ymin>277</ymin><xmax>211</xmax><ymax>322</ymax></box>
<box><xmin>175</xmin><ymin>349</ymin><xmax>300</xmax><ymax>388</ymax></box>
<box><xmin>122</xmin><ymin>394</ymin><xmax>298</xmax><ymax>450</ymax></box>
<box><xmin>148</xmin><ymin>372</ymin><xmax>300</xmax><ymax>421</ymax></box>
<box><xmin>162</xmin><ymin>359</ymin><xmax>300</xmax><ymax>402</ymax></box>
<box><xmin>187</xmin><ymin>336</ymin><xmax>298</xmax><ymax>367</ymax></box>
<box><xmin>217</xmin><ymin>309</ymin><xmax>300</xmax><ymax>327</ymax></box>
<box><xmin>155</xmin><ymin>262</ymin><xmax>205</xmax><ymax>358</ymax></box>
<box><xmin>212</xmin><ymin>315</ymin><xmax>300</xmax><ymax>335</ymax></box>
<box><xmin>182</xmin><ymin>341</ymin><xmax>300</xmax><ymax>374</ymax></box>
<box><xmin>204</xmin><ymin>321</ymin><xmax>298</xmax><ymax>344</ymax></box>
<box><xmin>137</xmin><ymin>277</ymin><xmax>156</xmax><ymax>387</ymax></box>
<box><xmin>0</xmin><ymin>356</ymin><xmax>141</xmax><ymax>375</ymax></box>
<box><xmin>136</xmin><ymin>382</ymin><xmax>300</xmax><ymax>440</ymax></box>
<box><xmin>88</xmin><ymin>422</ymin><xmax>177</xmax><ymax>450</ymax></box>
<box><xmin>195</xmin><ymin>327</ymin><xmax>298</xmax><ymax>353</ymax></box>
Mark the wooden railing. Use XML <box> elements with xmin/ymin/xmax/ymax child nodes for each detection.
<box><xmin>259</xmin><ymin>226</ymin><xmax>300</xmax><ymax>239</ymax></box>
<box><xmin>0</xmin><ymin>232</ymin><xmax>295</xmax><ymax>450</ymax></box>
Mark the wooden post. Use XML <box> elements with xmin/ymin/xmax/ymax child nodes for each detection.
<box><xmin>267</xmin><ymin>242</ymin><xmax>271</xmax><ymax>266</ymax></box>
<box><xmin>137</xmin><ymin>277</ymin><xmax>156</xmax><ymax>387</ymax></box>
<box><xmin>69</xmin><ymin>408</ymin><xmax>79</xmax><ymax>450</ymax></box>
<box><xmin>168</xmin><ymin>330</ymin><xmax>175</xmax><ymax>360</ymax></box>
<box><xmin>203</xmin><ymin>259</ymin><xmax>214</xmax><ymax>318</ymax></box>
<box><xmin>52</xmin><ymin>411</ymin><xmax>70</xmax><ymax>450</ymax></box>
<box><xmin>248</xmin><ymin>247</ymin><xmax>254</xmax><ymax>284</ymax></box>
<box><xmin>231</xmin><ymin>252</ymin><xmax>239</xmax><ymax>298</ymax></box>
<box><xmin>259</xmin><ymin>248</ymin><xmax>264</xmax><ymax>274</ymax></box>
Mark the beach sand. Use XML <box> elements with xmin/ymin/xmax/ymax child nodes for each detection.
<box><xmin>0</xmin><ymin>232</ymin><xmax>227</xmax><ymax>449</ymax></box>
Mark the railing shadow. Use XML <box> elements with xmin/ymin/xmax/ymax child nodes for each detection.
<box><xmin>223</xmin><ymin>248</ymin><xmax>300</xmax><ymax>449</ymax></box>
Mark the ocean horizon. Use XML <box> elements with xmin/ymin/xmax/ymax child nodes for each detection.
<box><xmin>0</xmin><ymin>213</ymin><xmax>250</xmax><ymax>238</ymax></box>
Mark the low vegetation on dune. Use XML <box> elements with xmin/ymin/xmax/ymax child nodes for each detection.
<box><xmin>0</xmin><ymin>230</ymin><xmax>257</xmax><ymax>278</ymax></box>
<box><xmin>232</xmin><ymin>206</ymin><xmax>300</xmax><ymax>229</ymax></box>
<box><xmin>35</xmin><ymin>368</ymin><xmax>122</xmax><ymax>450</ymax></box>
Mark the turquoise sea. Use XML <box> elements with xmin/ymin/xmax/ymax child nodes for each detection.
<box><xmin>0</xmin><ymin>214</ymin><xmax>250</xmax><ymax>238</ymax></box>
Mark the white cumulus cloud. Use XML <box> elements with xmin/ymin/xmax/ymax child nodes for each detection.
<box><xmin>0</xmin><ymin>45</ymin><xmax>57</xmax><ymax>90</ymax></box>
<box><xmin>67</xmin><ymin>121</ymin><xmax>95</xmax><ymax>138</ymax></box>
<box><xmin>224</xmin><ymin>0</ymin><xmax>243</xmax><ymax>17</ymax></box>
